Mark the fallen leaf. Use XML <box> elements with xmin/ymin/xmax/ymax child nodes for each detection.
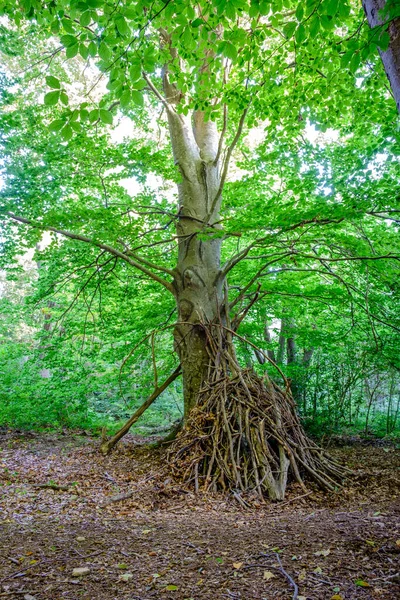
<box><xmin>120</xmin><ymin>572</ymin><xmax>133</xmax><ymax>582</ymax></box>
<box><xmin>396</xmin><ymin>540</ymin><xmax>400</xmax><ymax>547</ymax></box>
<box><xmin>298</xmin><ymin>569</ymin><xmax>306</xmax><ymax>581</ymax></box>
<box><xmin>314</xmin><ymin>549</ymin><xmax>330</xmax><ymax>557</ymax></box>
<box><xmin>165</xmin><ymin>585</ymin><xmax>178</xmax><ymax>591</ymax></box>
<box><xmin>331</xmin><ymin>595</ymin><xmax>344</xmax><ymax>600</ymax></box>
<box><xmin>233</xmin><ymin>562</ymin><xmax>243</xmax><ymax>569</ymax></box>
<box><xmin>117</xmin><ymin>563</ymin><xmax>128</xmax><ymax>570</ymax></box>
<box><xmin>142</xmin><ymin>529</ymin><xmax>152</xmax><ymax>534</ymax></box>
<box><xmin>355</xmin><ymin>579</ymin><xmax>371</xmax><ymax>587</ymax></box>
<box><xmin>72</xmin><ymin>567</ymin><xmax>90</xmax><ymax>577</ymax></box>
<box><xmin>314</xmin><ymin>566</ymin><xmax>323</xmax><ymax>574</ymax></box>
<box><xmin>76</xmin><ymin>536</ymin><xmax>85</xmax><ymax>542</ymax></box>
<box><xmin>298</xmin><ymin>596</ymin><xmax>307</xmax><ymax>600</ymax></box>
<box><xmin>263</xmin><ymin>570</ymin><xmax>276</xmax><ymax>580</ymax></box>
<box><xmin>24</xmin><ymin>595</ymin><xmax>36</xmax><ymax>600</ymax></box>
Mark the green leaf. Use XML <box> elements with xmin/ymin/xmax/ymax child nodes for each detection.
<box><xmin>44</xmin><ymin>90</ymin><xmax>60</xmax><ymax>106</ymax></box>
<box><xmin>99</xmin><ymin>109</ymin><xmax>113</xmax><ymax>124</ymax></box>
<box><xmin>61</xmin><ymin>124</ymin><xmax>73</xmax><ymax>140</ymax></box>
<box><xmin>88</xmin><ymin>108</ymin><xmax>99</xmax><ymax>123</ymax></box>
<box><xmin>98</xmin><ymin>42</ymin><xmax>111</xmax><ymax>62</ymax></box>
<box><xmin>249</xmin><ymin>4</ymin><xmax>259</xmax><ymax>17</ymax></box>
<box><xmin>48</xmin><ymin>119</ymin><xmax>65</xmax><ymax>132</ymax></box>
<box><xmin>295</xmin><ymin>24</ymin><xmax>307</xmax><ymax>44</ymax></box>
<box><xmin>124</xmin><ymin>7</ymin><xmax>137</xmax><ymax>19</ymax></box>
<box><xmin>191</xmin><ymin>18</ymin><xmax>203</xmax><ymax>27</ymax></box>
<box><xmin>355</xmin><ymin>580</ymin><xmax>371</xmax><ymax>588</ymax></box>
<box><xmin>46</xmin><ymin>76</ymin><xmax>60</xmax><ymax>89</ymax></box>
<box><xmin>120</xmin><ymin>90</ymin><xmax>131</xmax><ymax>108</ymax></box>
<box><xmin>309</xmin><ymin>18</ymin><xmax>320</xmax><ymax>37</ymax></box>
<box><xmin>222</xmin><ymin>41</ymin><xmax>237</xmax><ymax>61</ymax></box>
<box><xmin>379</xmin><ymin>31</ymin><xmax>390</xmax><ymax>52</ymax></box>
<box><xmin>60</xmin><ymin>91</ymin><xmax>69</xmax><ymax>105</ymax></box>
<box><xmin>80</xmin><ymin>11</ymin><xmax>91</xmax><ymax>27</ymax></box>
<box><xmin>79</xmin><ymin>44</ymin><xmax>89</xmax><ymax>60</ymax></box>
<box><xmin>131</xmin><ymin>90</ymin><xmax>144</xmax><ymax>106</ymax></box>
<box><xmin>70</xmin><ymin>121</ymin><xmax>81</xmax><ymax>132</ymax></box>
<box><xmin>296</xmin><ymin>4</ymin><xmax>304</xmax><ymax>21</ymax></box>
<box><xmin>116</xmin><ymin>16</ymin><xmax>129</xmax><ymax>36</ymax></box>
<box><xmin>325</xmin><ymin>0</ymin><xmax>339</xmax><ymax>17</ymax></box>
<box><xmin>165</xmin><ymin>585</ymin><xmax>178</xmax><ymax>591</ymax></box>
<box><xmin>349</xmin><ymin>53</ymin><xmax>360</xmax><ymax>73</ymax></box>
<box><xmin>338</xmin><ymin>2</ymin><xmax>351</xmax><ymax>18</ymax></box>
<box><xmin>60</xmin><ymin>34</ymin><xmax>78</xmax><ymax>48</ymax></box>
<box><xmin>66</xmin><ymin>44</ymin><xmax>79</xmax><ymax>59</ymax></box>
<box><xmin>129</xmin><ymin>64</ymin><xmax>142</xmax><ymax>81</ymax></box>
<box><xmin>132</xmin><ymin>79</ymin><xmax>146</xmax><ymax>91</ymax></box>
<box><xmin>88</xmin><ymin>41</ymin><xmax>97</xmax><ymax>57</ymax></box>
<box><xmin>283</xmin><ymin>21</ymin><xmax>297</xmax><ymax>38</ymax></box>
<box><xmin>320</xmin><ymin>15</ymin><xmax>335</xmax><ymax>30</ymax></box>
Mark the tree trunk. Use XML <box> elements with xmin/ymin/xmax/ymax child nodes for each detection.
<box><xmin>363</xmin><ymin>0</ymin><xmax>400</xmax><ymax>112</ymax></box>
<box><xmin>163</xmin><ymin>79</ymin><xmax>225</xmax><ymax>416</ymax></box>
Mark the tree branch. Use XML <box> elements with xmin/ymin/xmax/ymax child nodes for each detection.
<box><xmin>143</xmin><ymin>72</ymin><xmax>174</xmax><ymax>114</ymax></box>
<box><xmin>214</xmin><ymin>103</ymin><xmax>228</xmax><ymax>166</ymax></box>
<box><xmin>6</xmin><ymin>212</ymin><xmax>174</xmax><ymax>294</ymax></box>
<box><xmin>206</xmin><ymin>105</ymin><xmax>250</xmax><ymax>224</ymax></box>
<box><xmin>100</xmin><ymin>365</ymin><xmax>182</xmax><ymax>455</ymax></box>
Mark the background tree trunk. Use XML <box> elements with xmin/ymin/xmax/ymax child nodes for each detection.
<box><xmin>363</xmin><ymin>0</ymin><xmax>400</xmax><ymax>112</ymax></box>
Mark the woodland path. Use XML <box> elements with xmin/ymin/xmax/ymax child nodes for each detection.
<box><xmin>0</xmin><ymin>430</ymin><xmax>399</xmax><ymax>600</ymax></box>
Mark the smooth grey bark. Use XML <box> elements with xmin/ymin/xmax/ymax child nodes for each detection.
<box><xmin>363</xmin><ymin>0</ymin><xmax>400</xmax><ymax>112</ymax></box>
<box><xmin>163</xmin><ymin>70</ymin><xmax>225</xmax><ymax>416</ymax></box>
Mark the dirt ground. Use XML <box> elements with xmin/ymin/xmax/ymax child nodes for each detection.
<box><xmin>0</xmin><ymin>430</ymin><xmax>399</xmax><ymax>600</ymax></box>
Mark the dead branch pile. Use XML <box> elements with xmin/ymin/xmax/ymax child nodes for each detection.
<box><xmin>168</xmin><ymin>368</ymin><xmax>349</xmax><ymax>500</ymax></box>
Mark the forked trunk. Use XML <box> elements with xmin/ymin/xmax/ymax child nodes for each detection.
<box><xmin>165</xmin><ymin>98</ymin><xmax>224</xmax><ymax>416</ymax></box>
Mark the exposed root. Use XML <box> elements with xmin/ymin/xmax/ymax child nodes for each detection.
<box><xmin>168</xmin><ymin>368</ymin><xmax>350</xmax><ymax>501</ymax></box>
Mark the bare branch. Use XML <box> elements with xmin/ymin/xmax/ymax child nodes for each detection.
<box><xmin>117</xmin><ymin>239</ymin><xmax>175</xmax><ymax>276</ymax></box>
<box><xmin>296</xmin><ymin>251</ymin><xmax>400</xmax><ymax>263</ymax></box>
<box><xmin>6</xmin><ymin>212</ymin><xmax>174</xmax><ymax>294</ymax></box>
<box><xmin>214</xmin><ymin>103</ymin><xmax>228</xmax><ymax>166</ymax></box>
<box><xmin>206</xmin><ymin>105</ymin><xmax>250</xmax><ymax>224</ymax></box>
<box><xmin>143</xmin><ymin>71</ymin><xmax>174</xmax><ymax>113</ymax></box>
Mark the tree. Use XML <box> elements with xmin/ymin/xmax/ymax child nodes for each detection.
<box><xmin>0</xmin><ymin>0</ymin><xmax>399</xmax><ymax>499</ymax></box>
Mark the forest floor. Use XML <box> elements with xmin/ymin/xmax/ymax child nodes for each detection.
<box><xmin>0</xmin><ymin>430</ymin><xmax>399</xmax><ymax>600</ymax></box>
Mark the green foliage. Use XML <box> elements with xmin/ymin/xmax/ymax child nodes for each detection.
<box><xmin>0</xmin><ymin>0</ymin><xmax>398</xmax><ymax>437</ymax></box>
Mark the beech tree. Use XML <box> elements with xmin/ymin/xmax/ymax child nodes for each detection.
<box><xmin>362</xmin><ymin>0</ymin><xmax>400</xmax><ymax>111</ymax></box>
<box><xmin>1</xmin><ymin>0</ymin><xmax>399</xmax><ymax>499</ymax></box>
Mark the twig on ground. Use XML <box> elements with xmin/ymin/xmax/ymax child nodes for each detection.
<box><xmin>278</xmin><ymin>491</ymin><xmax>313</xmax><ymax>507</ymax></box>
<box><xmin>31</xmin><ymin>483</ymin><xmax>72</xmax><ymax>491</ymax></box>
<box><xmin>99</xmin><ymin>491</ymin><xmax>135</xmax><ymax>507</ymax></box>
<box><xmin>273</xmin><ymin>552</ymin><xmax>299</xmax><ymax>600</ymax></box>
